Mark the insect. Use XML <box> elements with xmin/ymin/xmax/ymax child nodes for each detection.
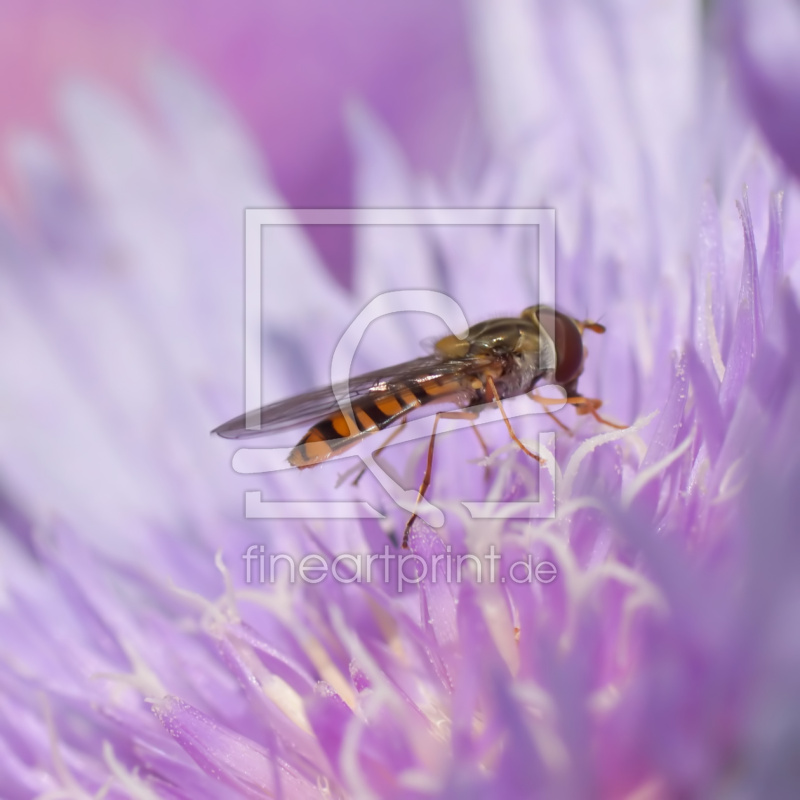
<box><xmin>214</xmin><ymin>305</ymin><xmax>623</xmax><ymax>546</ymax></box>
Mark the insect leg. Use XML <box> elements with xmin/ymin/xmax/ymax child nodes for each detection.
<box><xmin>563</xmin><ymin>377</ymin><xmax>627</xmax><ymax>429</ymax></box>
<box><xmin>465</xmin><ymin>417</ymin><xmax>490</xmax><ymax>458</ymax></box>
<box><xmin>576</xmin><ymin>320</ymin><xmax>606</xmax><ymax>334</ymax></box>
<box><xmin>438</xmin><ymin>410</ymin><xmax>492</xmax><ymax>484</ymax></box>
<box><xmin>351</xmin><ymin>417</ymin><xmax>409</xmax><ymax>486</ymax></box>
<box><xmin>485</xmin><ymin>376</ymin><xmax>544</xmax><ymax>464</ymax></box>
<box><xmin>470</xmin><ymin>420</ymin><xmax>491</xmax><ymax>482</ymax></box>
<box><xmin>433</xmin><ymin>408</ymin><xmax>488</xmax><ymax>459</ymax></box>
<box><xmin>530</xmin><ymin>391</ymin><xmax>627</xmax><ymax>430</ymax></box>
<box><xmin>402</xmin><ymin>409</ymin><xmax>480</xmax><ymax>549</ymax></box>
<box><xmin>570</xmin><ymin>397</ymin><xmax>628</xmax><ymax>429</ymax></box>
<box><xmin>526</xmin><ymin>392</ymin><xmax>573</xmax><ymax>435</ymax></box>
<box><xmin>441</xmin><ymin>409</ymin><xmax>490</xmax><ymax>479</ymax></box>
<box><xmin>402</xmin><ymin>413</ymin><xmax>442</xmax><ymax>549</ymax></box>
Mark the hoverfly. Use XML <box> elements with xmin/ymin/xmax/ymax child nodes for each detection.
<box><xmin>214</xmin><ymin>306</ymin><xmax>623</xmax><ymax>546</ymax></box>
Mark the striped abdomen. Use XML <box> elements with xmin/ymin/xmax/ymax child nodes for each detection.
<box><xmin>288</xmin><ymin>378</ymin><xmax>469</xmax><ymax>468</ymax></box>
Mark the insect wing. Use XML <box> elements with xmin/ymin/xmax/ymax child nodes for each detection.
<box><xmin>213</xmin><ymin>354</ymin><xmax>494</xmax><ymax>440</ymax></box>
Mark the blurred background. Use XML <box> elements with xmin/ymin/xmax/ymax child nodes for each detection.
<box><xmin>0</xmin><ymin>0</ymin><xmax>476</xmax><ymax>285</ymax></box>
<box><xmin>0</xmin><ymin>0</ymin><xmax>500</xmax><ymax>562</ymax></box>
<box><xmin>3</xmin><ymin>0</ymin><xmax>799</xmax><ymax>555</ymax></box>
<box><xmin>4</xmin><ymin>2</ymin><xmax>800</xmax><ymax>797</ymax></box>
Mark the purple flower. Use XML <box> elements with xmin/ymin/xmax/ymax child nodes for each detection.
<box><xmin>727</xmin><ymin>0</ymin><xmax>800</xmax><ymax>180</ymax></box>
<box><xmin>2</xmin><ymin>3</ymin><xmax>800</xmax><ymax>799</ymax></box>
<box><xmin>0</xmin><ymin>1</ymin><xmax>471</xmax><ymax>279</ymax></box>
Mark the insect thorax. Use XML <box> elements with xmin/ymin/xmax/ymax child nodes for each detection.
<box><xmin>492</xmin><ymin>346</ymin><xmax>555</xmax><ymax>399</ymax></box>
<box><xmin>437</xmin><ymin>317</ymin><xmax>557</xmax><ymax>400</ymax></box>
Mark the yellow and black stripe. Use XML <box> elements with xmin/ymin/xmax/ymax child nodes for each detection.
<box><xmin>288</xmin><ymin>378</ymin><xmax>459</xmax><ymax>468</ymax></box>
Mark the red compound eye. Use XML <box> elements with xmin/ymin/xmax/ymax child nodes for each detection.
<box><xmin>530</xmin><ymin>307</ymin><xmax>585</xmax><ymax>384</ymax></box>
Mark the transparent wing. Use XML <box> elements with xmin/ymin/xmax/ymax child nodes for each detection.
<box><xmin>212</xmin><ymin>354</ymin><xmax>494</xmax><ymax>439</ymax></box>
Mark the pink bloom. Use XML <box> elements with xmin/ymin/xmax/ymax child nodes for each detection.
<box><xmin>727</xmin><ymin>0</ymin><xmax>800</xmax><ymax>180</ymax></box>
<box><xmin>1</xmin><ymin>3</ymin><xmax>799</xmax><ymax>798</ymax></box>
